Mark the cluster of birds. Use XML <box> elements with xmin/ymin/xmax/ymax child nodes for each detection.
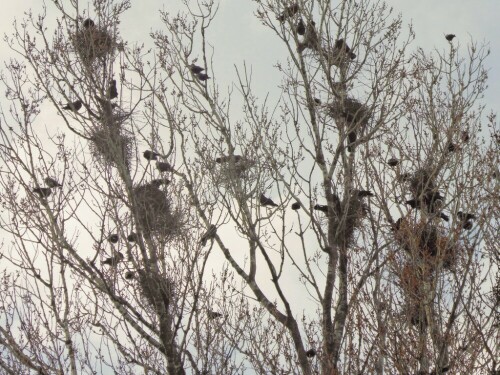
<box><xmin>32</xmin><ymin>177</ymin><xmax>63</xmax><ymax>199</ymax></box>
<box><xmin>189</xmin><ymin>63</ymin><xmax>210</xmax><ymax>81</ymax></box>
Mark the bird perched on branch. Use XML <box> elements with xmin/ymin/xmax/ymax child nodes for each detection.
<box><xmin>107</xmin><ymin>79</ymin><xmax>118</xmax><ymax>99</ymax></box>
<box><xmin>33</xmin><ymin>187</ymin><xmax>52</xmax><ymax>198</ymax></box>
<box><xmin>197</xmin><ymin>73</ymin><xmax>210</xmax><ymax>81</ymax></box>
<box><xmin>62</xmin><ymin>100</ymin><xmax>82</xmax><ymax>112</ymax></box>
<box><xmin>260</xmin><ymin>193</ymin><xmax>278</xmax><ymax>207</ymax></box>
<box><xmin>127</xmin><ymin>233</ymin><xmax>137</xmax><ymax>242</ymax></box>
<box><xmin>108</xmin><ymin>234</ymin><xmax>119</xmax><ymax>244</ymax></box>
<box><xmin>305</xmin><ymin>349</ymin><xmax>316</xmax><ymax>358</ymax></box>
<box><xmin>291</xmin><ymin>202</ymin><xmax>301</xmax><ymax>210</ymax></box>
<box><xmin>334</xmin><ymin>39</ymin><xmax>356</xmax><ymax>59</ymax></box>
<box><xmin>215</xmin><ymin>155</ymin><xmax>243</xmax><ymax>163</ymax></box>
<box><xmin>297</xmin><ymin>21</ymin><xmax>319</xmax><ymax>53</ymax></box>
<box><xmin>207</xmin><ymin>310</ymin><xmax>223</xmax><ymax>320</ymax></box>
<box><xmin>445</xmin><ymin>34</ymin><xmax>456</xmax><ymax>41</ymax></box>
<box><xmin>82</xmin><ymin>18</ymin><xmax>95</xmax><ymax>29</ymax></box>
<box><xmin>314</xmin><ymin>204</ymin><xmax>328</xmax><ymax>213</ymax></box>
<box><xmin>457</xmin><ymin>211</ymin><xmax>476</xmax><ymax>230</ymax></box>
<box><xmin>124</xmin><ymin>271</ymin><xmax>135</xmax><ymax>279</ymax></box>
<box><xmin>143</xmin><ymin>150</ymin><xmax>161</xmax><ymax>160</ymax></box>
<box><xmin>355</xmin><ymin>190</ymin><xmax>374</xmax><ymax>198</ymax></box>
<box><xmin>189</xmin><ymin>64</ymin><xmax>204</xmax><ymax>74</ymax></box>
<box><xmin>102</xmin><ymin>252</ymin><xmax>124</xmax><ymax>266</ymax></box>
<box><xmin>44</xmin><ymin>177</ymin><xmax>62</xmax><ymax>188</ymax></box>
<box><xmin>277</xmin><ymin>3</ymin><xmax>299</xmax><ymax>22</ymax></box>
<box><xmin>200</xmin><ymin>225</ymin><xmax>217</xmax><ymax>246</ymax></box>
<box><xmin>296</xmin><ymin>18</ymin><xmax>305</xmax><ymax>35</ymax></box>
<box><xmin>387</xmin><ymin>158</ymin><xmax>399</xmax><ymax>167</ymax></box>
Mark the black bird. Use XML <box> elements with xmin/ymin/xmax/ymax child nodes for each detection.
<box><xmin>291</xmin><ymin>202</ymin><xmax>301</xmax><ymax>210</ymax></box>
<box><xmin>297</xmin><ymin>18</ymin><xmax>305</xmax><ymax>35</ymax></box>
<box><xmin>33</xmin><ymin>187</ymin><xmax>52</xmax><ymax>198</ymax></box>
<box><xmin>124</xmin><ymin>271</ymin><xmax>135</xmax><ymax>280</ymax></box>
<box><xmin>82</xmin><ymin>18</ymin><xmax>95</xmax><ymax>29</ymax></box>
<box><xmin>207</xmin><ymin>311</ymin><xmax>223</xmax><ymax>320</ymax></box>
<box><xmin>260</xmin><ymin>193</ymin><xmax>278</xmax><ymax>207</ymax></box>
<box><xmin>347</xmin><ymin>131</ymin><xmax>357</xmax><ymax>152</ymax></box>
<box><xmin>457</xmin><ymin>212</ymin><xmax>476</xmax><ymax>221</ymax></box>
<box><xmin>200</xmin><ymin>224</ymin><xmax>217</xmax><ymax>246</ymax></box>
<box><xmin>405</xmin><ymin>199</ymin><xmax>419</xmax><ymax>209</ymax></box>
<box><xmin>335</xmin><ymin>39</ymin><xmax>356</xmax><ymax>59</ymax></box>
<box><xmin>157</xmin><ymin>161</ymin><xmax>173</xmax><ymax>172</ymax></box>
<box><xmin>356</xmin><ymin>190</ymin><xmax>374</xmax><ymax>198</ymax></box>
<box><xmin>62</xmin><ymin>100</ymin><xmax>82</xmax><ymax>112</ymax></box>
<box><xmin>108</xmin><ymin>234</ymin><xmax>119</xmax><ymax>244</ymax></box>
<box><xmin>445</xmin><ymin>34</ymin><xmax>456</xmax><ymax>41</ymax></box>
<box><xmin>277</xmin><ymin>3</ymin><xmax>299</xmax><ymax>22</ymax></box>
<box><xmin>462</xmin><ymin>221</ymin><xmax>473</xmax><ymax>230</ymax></box>
<box><xmin>447</xmin><ymin>142</ymin><xmax>457</xmax><ymax>153</ymax></box>
<box><xmin>215</xmin><ymin>155</ymin><xmax>242</xmax><ymax>163</ymax></box>
<box><xmin>102</xmin><ymin>252</ymin><xmax>124</xmax><ymax>266</ymax></box>
<box><xmin>44</xmin><ymin>177</ymin><xmax>62</xmax><ymax>188</ymax></box>
<box><xmin>197</xmin><ymin>73</ymin><xmax>210</xmax><ymax>81</ymax></box>
<box><xmin>143</xmin><ymin>150</ymin><xmax>161</xmax><ymax>160</ymax></box>
<box><xmin>189</xmin><ymin>64</ymin><xmax>205</xmax><ymax>74</ymax></box>
<box><xmin>305</xmin><ymin>349</ymin><xmax>316</xmax><ymax>358</ymax></box>
<box><xmin>392</xmin><ymin>217</ymin><xmax>404</xmax><ymax>231</ymax></box>
<box><xmin>387</xmin><ymin>158</ymin><xmax>399</xmax><ymax>167</ymax></box>
<box><xmin>314</xmin><ymin>204</ymin><xmax>328</xmax><ymax>213</ymax></box>
<box><xmin>297</xmin><ymin>21</ymin><xmax>319</xmax><ymax>53</ymax></box>
<box><xmin>440</xmin><ymin>213</ymin><xmax>450</xmax><ymax>222</ymax></box>
<box><xmin>127</xmin><ymin>233</ymin><xmax>137</xmax><ymax>242</ymax></box>
<box><xmin>107</xmin><ymin>79</ymin><xmax>118</xmax><ymax>99</ymax></box>
<box><xmin>313</xmin><ymin>98</ymin><xmax>322</xmax><ymax>105</ymax></box>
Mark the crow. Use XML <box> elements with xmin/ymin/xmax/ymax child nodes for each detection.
<box><xmin>107</xmin><ymin>79</ymin><xmax>118</xmax><ymax>99</ymax></box>
<box><xmin>189</xmin><ymin>64</ymin><xmax>204</xmax><ymax>74</ymax></box>
<box><xmin>297</xmin><ymin>21</ymin><xmax>319</xmax><ymax>53</ymax></box>
<box><xmin>215</xmin><ymin>155</ymin><xmax>242</xmax><ymax>163</ymax></box>
<box><xmin>457</xmin><ymin>212</ymin><xmax>476</xmax><ymax>221</ymax></box>
<box><xmin>124</xmin><ymin>271</ymin><xmax>135</xmax><ymax>279</ymax></box>
<box><xmin>440</xmin><ymin>213</ymin><xmax>450</xmax><ymax>222</ymax></box>
<box><xmin>260</xmin><ymin>193</ymin><xmax>278</xmax><ymax>207</ymax></box>
<box><xmin>82</xmin><ymin>19</ymin><xmax>95</xmax><ymax>29</ymax></box>
<box><xmin>62</xmin><ymin>100</ymin><xmax>82</xmax><ymax>112</ymax></box>
<box><xmin>447</xmin><ymin>142</ymin><xmax>457</xmax><ymax>153</ymax></box>
<box><xmin>108</xmin><ymin>234</ymin><xmax>119</xmax><ymax>243</ymax></box>
<box><xmin>33</xmin><ymin>187</ymin><xmax>52</xmax><ymax>198</ymax></box>
<box><xmin>44</xmin><ymin>177</ymin><xmax>62</xmax><ymax>188</ymax></box>
<box><xmin>277</xmin><ymin>3</ymin><xmax>299</xmax><ymax>22</ymax></box>
<box><xmin>197</xmin><ymin>73</ymin><xmax>210</xmax><ymax>81</ymax></box>
<box><xmin>355</xmin><ymin>190</ymin><xmax>374</xmax><ymax>198</ymax></box>
<box><xmin>462</xmin><ymin>221</ymin><xmax>473</xmax><ymax>230</ymax></box>
<box><xmin>143</xmin><ymin>150</ymin><xmax>161</xmax><ymax>160</ymax></box>
<box><xmin>297</xmin><ymin>18</ymin><xmax>305</xmax><ymax>35</ymax></box>
<box><xmin>335</xmin><ymin>39</ymin><xmax>356</xmax><ymax>59</ymax></box>
<box><xmin>405</xmin><ymin>199</ymin><xmax>419</xmax><ymax>209</ymax></box>
<box><xmin>387</xmin><ymin>158</ymin><xmax>399</xmax><ymax>167</ymax></box>
<box><xmin>127</xmin><ymin>233</ymin><xmax>137</xmax><ymax>242</ymax></box>
<box><xmin>347</xmin><ymin>131</ymin><xmax>357</xmax><ymax>152</ymax></box>
<box><xmin>314</xmin><ymin>204</ymin><xmax>328</xmax><ymax>213</ymax></box>
<box><xmin>200</xmin><ymin>224</ymin><xmax>217</xmax><ymax>246</ymax></box>
<box><xmin>306</xmin><ymin>349</ymin><xmax>316</xmax><ymax>358</ymax></box>
<box><xmin>291</xmin><ymin>202</ymin><xmax>301</xmax><ymax>210</ymax></box>
<box><xmin>157</xmin><ymin>161</ymin><xmax>173</xmax><ymax>172</ymax></box>
<box><xmin>445</xmin><ymin>34</ymin><xmax>456</xmax><ymax>41</ymax></box>
<box><xmin>313</xmin><ymin>98</ymin><xmax>322</xmax><ymax>105</ymax></box>
<box><xmin>102</xmin><ymin>252</ymin><xmax>124</xmax><ymax>266</ymax></box>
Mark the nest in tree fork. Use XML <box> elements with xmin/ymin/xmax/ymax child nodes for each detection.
<box><xmin>332</xmin><ymin>195</ymin><xmax>368</xmax><ymax>247</ymax></box>
<box><xmin>409</xmin><ymin>168</ymin><xmax>436</xmax><ymax>199</ymax></box>
<box><xmin>72</xmin><ymin>26</ymin><xmax>116</xmax><ymax>63</ymax></box>
<box><xmin>89</xmin><ymin>126</ymin><xmax>132</xmax><ymax>168</ymax></box>
<box><xmin>329</xmin><ymin>98</ymin><xmax>371</xmax><ymax>127</ymax></box>
<box><xmin>137</xmin><ymin>269</ymin><xmax>175</xmax><ymax>310</ymax></box>
<box><xmin>133</xmin><ymin>183</ymin><xmax>183</xmax><ymax>236</ymax></box>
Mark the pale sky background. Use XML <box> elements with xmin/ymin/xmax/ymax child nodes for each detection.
<box><xmin>0</xmin><ymin>0</ymin><xmax>498</xmax><ymax>373</ymax></box>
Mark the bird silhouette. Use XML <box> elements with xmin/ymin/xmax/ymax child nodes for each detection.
<box><xmin>82</xmin><ymin>19</ymin><xmax>95</xmax><ymax>29</ymax></box>
<box><xmin>347</xmin><ymin>131</ymin><xmax>357</xmax><ymax>152</ymax></box>
<box><xmin>446</xmin><ymin>142</ymin><xmax>457</xmax><ymax>153</ymax></box>
<box><xmin>335</xmin><ymin>39</ymin><xmax>356</xmax><ymax>59</ymax></box>
<box><xmin>297</xmin><ymin>18</ymin><xmax>305</xmax><ymax>35</ymax></box>
<box><xmin>207</xmin><ymin>310</ymin><xmax>223</xmax><ymax>320</ymax></box>
<box><xmin>305</xmin><ymin>349</ymin><xmax>316</xmax><ymax>358</ymax></box>
<box><xmin>462</xmin><ymin>221</ymin><xmax>473</xmax><ymax>230</ymax></box>
<box><xmin>197</xmin><ymin>73</ymin><xmax>210</xmax><ymax>81</ymax></box>
<box><xmin>355</xmin><ymin>190</ymin><xmax>374</xmax><ymax>198</ymax></box>
<box><xmin>102</xmin><ymin>252</ymin><xmax>124</xmax><ymax>266</ymax></box>
<box><xmin>277</xmin><ymin>3</ymin><xmax>299</xmax><ymax>22</ymax></box>
<box><xmin>440</xmin><ymin>213</ymin><xmax>450</xmax><ymax>222</ymax></box>
<box><xmin>108</xmin><ymin>234</ymin><xmax>119</xmax><ymax>244</ymax></box>
<box><xmin>127</xmin><ymin>233</ymin><xmax>137</xmax><ymax>242</ymax></box>
<box><xmin>44</xmin><ymin>177</ymin><xmax>62</xmax><ymax>188</ymax></box>
<box><xmin>445</xmin><ymin>34</ymin><xmax>456</xmax><ymax>41</ymax></box>
<box><xmin>107</xmin><ymin>79</ymin><xmax>118</xmax><ymax>99</ymax></box>
<box><xmin>33</xmin><ymin>187</ymin><xmax>52</xmax><ymax>198</ymax></box>
<box><xmin>189</xmin><ymin>64</ymin><xmax>204</xmax><ymax>74</ymax></box>
<box><xmin>62</xmin><ymin>100</ymin><xmax>82</xmax><ymax>112</ymax></box>
<box><xmin>314</xmin><ymin>204</ymin><xmax>328</xmax><ymax>213</ymax></box>
<box><xmin>457</xmin><ymin>212</ymin><xmax>476</xmax><ymax>221</ymax></box>
<box><xmin>124</xmin><ymin>271</ymin><xmax>135</xmax><ymax>279</ymax></box>
<box><xmin>297</xmin><ymin>21</ymin><xmax>319</xmax><ymax>53</ymax></box>
<box><xmin>143</xmin><ymin>150</ymin><xmax>161</xmax><ymax>160</ymax></box>
<box><xmin>200</xmin><ymin>224</ymin><xmax>217</xmax><ymax>246</ymax></box>
<box><xmin>387</xmin><ymin>158</ymin><xmax>399</xmax><ymax>167</ymax></box>
<box><xmin>215</xmin><ymin>155</ymin><xmax>242</xmax><ymax>163</ymax></box>
<box><xmin>291</xmin><ymin>202</ymin><xmax>301</xmax><ymax>210</ymax></box>
<box><xmin>156</xmin><ymin>161</ymin><xmax>173</xmax><ymax>172</ymax></box>
<box><xmin>260</xmin><ymin>193</ymin><xmax>278</xmax><ymax>207</ymax></box>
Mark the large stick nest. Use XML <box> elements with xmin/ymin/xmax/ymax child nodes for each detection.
<box><xmin>332</xmin><ymin>194</ymin><xmax>369</xmax><ymax>247</ymax></box>
<box><xmin>329</xmin><ymin>98</ymin><xmax>371</xmax><ymax>126</ymax></box>
<box><xmin>133</xmin><ymin>183</ymin><xmax>183</xmax><ymax>237</ymax></box>
<box><xmin>72</xmin><ymin>26</ymin><xmax>116</xmax><ymax>64</ymax></box>
<box><xmin>137</xmin><ymin>269</ymin><xmax>175</xmax><ymax>311</ymax></box>
<box><xmin>89</xmin><ymin>126</ymin><xmax>132</xmax><ymax>168</ymax></box>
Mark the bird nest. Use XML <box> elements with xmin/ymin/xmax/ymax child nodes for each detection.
<box><xmin>329</xmin><ymin>98</ymin><xmax>371</xmax><ymax>126</ymax></box>
<box><xmin>393</xmin><ymin>218</ymin><xmax>458</xmax><ymax>268</ymax></box>
<box><xmin>89</xmin><ymin>127</ymin><xmax>132</xmax><ymax>168</ymax></box>
<box><xmin>332</xmin><ymin>196</ymin><xmax>368</xmax><ymax>247</ymax></box>
<box><xmin>133</xmin><ymin>184</ymin><xmax>183</xmax><ymax>237</ymax></box>
<box><xmin>72</xmin><ymin>26</ymin><xmax>116</xmax><ymax>63</ymax></box>
<box><xmin>409</xmin><ymin>168</ymin><xmax>436</xmax><ymax>199</ymax></box>
<box><xmin>137</xmin><ymin>269</ymin><xmax>175</xmax><ymax>311</ymax></box>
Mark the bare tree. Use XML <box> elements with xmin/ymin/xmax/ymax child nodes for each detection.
<box><xmin>0</xmin><ymin>0</ymin><xmax>498</xmax><ymax>374</ymax></box>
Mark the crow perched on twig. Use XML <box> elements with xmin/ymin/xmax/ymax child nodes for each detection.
<box><xmin>207</xmin><ymin>311</ymin><xmax>223</xmax><ymax>320</ymax></box>
<box><xmin>197</xmin><ymin>73</ymin><xmax>210</xmax><ymax>81</ymax></box>
<box><xmin>355</xmin><ymin>190</ymin><xmax>374</xmax><ymax>198</ymax></box>
<box><xmin>457</xmin><ymin>211</ymin><xmax>476</xmax><ymax>230</ymax></box>
<box><xmin>156</xmin><ymin>161</ymin><xmax>173</xmax><ymax>172</ymax></box>
<box><xmin>334</xmin><ymin>39</ymin><xmax>356</xmax><ymax>59</ymax></box>
<box><xmin>33</xmin><ymin>187</ymin><xmax>52</xmax><ymax>199</ymax></box>
<box><xmin>62</xmin><ymin>100</ymin><xmax>82</xmax><ymax>112</ymax></box>
<box><xmin>260</xmin><ymin>193</ymin><xmax>278</xmax><ymax>207</ymax></box>
<box><xmin>82</xmin><ymin>19</ymin><xmax>95</xmax><ymax>29</ymax></box>
<box><xmin>296</xmin><ymin>18</ymin><xmax>305</xmax><ymax>35</ymax></box>
<box><xmin>314</xmin><ymin>204</ymin><xmax>328</xmax><ymax>213</ymax></box>
<box><xmin>45</xmin><ymin>177</ymin><xmax>62</xmax><ymax>188</ymax></box>
<box><xmin>445</xmin><ymin>34</ymin><xmax>456</xmax><ymax>41</ymax></box>
<box><xmin>189</xmin><ymin>64</ymin><xmax>204</xmax><ymax>74</ymax></box>
<box><xmin>108</xmin><ymin>234</ymin><xmax>119</xmax><ymax>244</ymax></box>
<box><xmin>127</xmin><ymin>233</ymin><xmax>137</xmax><ymax>242</ymax></box>
<box><xmin>107</xmin><ymin>79</ymin><xmax>118</xmax><ymax>99</ymax></box>
<box><xmin>305</xmin><ymin>349</ymin><xmax>316</xmax><ymax>358</ymax></box>
<box><xmin>200</xmin><ymin>224</ymin><xmax>217</xmax><ymax>246</ymax></box>
<box><xmin>291</xmin><ymin>202</ymin><xmax>301</xmax><ymax>210</ymax></box>
<box><xmin>387</xmin><ymin>158</ymin><xmax>399</xmax><ymax>167</ymax></box>
<box><xmin>143</xmin><ymin>150</ymin><xmax>161</xmax><ymax>160</ymax></box>
<box><xmin>124</xmin><ymin>271</ymin><xmax>135</xmax><ymax>279</ymax></box>
<box><xmin>102</xmin><ymin>252</ymin><xmax>124</xmax><ymax>266</ymax></box>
